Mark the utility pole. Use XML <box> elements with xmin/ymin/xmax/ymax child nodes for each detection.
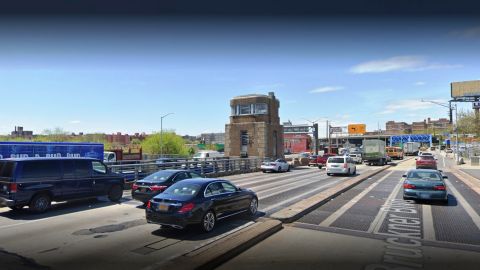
<box><xmin>160</xmin><ymin>113</ymin><xmax>174</xmax><ymax>158</ymax></box>
<box><xmin>303</xmin><ymin>118</ymin><xmax>323</xmax><ymax>155</ymax></box>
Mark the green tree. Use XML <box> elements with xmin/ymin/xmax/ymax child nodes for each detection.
<box><xmin>141</xmin><ymin>131</ymin><xmax>188</xmax><ymax>156</ymax></box>
<box><xmin>457</xmin><ymin>110</ymin><xmax>478</xmax><ymax>136</ymax></box>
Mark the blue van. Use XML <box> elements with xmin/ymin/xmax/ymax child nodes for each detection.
<box><xmin>0</xmin><ymin>158</ymin><xmax>125</xmax><ymax>213</ymax></box>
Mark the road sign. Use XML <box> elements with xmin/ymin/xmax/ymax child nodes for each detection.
<box><xmin>473</xmin><ymin>101</ymin><xmax>480</xmax><ymax>109</ymax></box>
<box><xmin>330</xmin><ymin>126</ymin><xmax>342</xmax><ymax>133</ymax></box>
<box><xmin>348</xmin><ymin>124</ymin><xmax>366</xmax><ymax>135</ymax></box>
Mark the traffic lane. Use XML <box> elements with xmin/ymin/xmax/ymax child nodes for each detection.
<box><xmin>461</xmin><ymin>169</ymin><xmax>480</xmax><ymax>180</ymax></box>
<box><xmin>216</xmin><ymin>225</ymin><xmax>480</xmax><ymax>270</ymax></box>
<box><xmin>0</xmin><ymin>195</ymin><xmax>258</xmax><ymax>270</ymax></box>
<box><xmin>296</xmin><ymin>161</ymin><xmax>480</xmax><ymax>247</ymax></box>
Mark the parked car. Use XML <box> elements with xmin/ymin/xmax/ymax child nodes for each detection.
<box><xmin>261</xmin><ymin>159</ymin><xmax>290</xmax><ymax>173</ymax></box>
<box><xmin>416</xmin><ymin>155</ymin><xmax>437</xmax><ymax>170</ymax></box>
<box><xmin>132</xmin><ymin>170</ymin><xmax>202</xmax><ymax>204</ymax></box>
<box><xmin>308</xmin><ymin>155</ymin><xmax>319</xmax><ymax>167</ymax></box>
<box><xmin>349</xmin><ymin>154</ymin><xmax>362</xmax><ymax>164</ymax></box>
<box><xmin>326</xmin><ymin>156</ymin><xmax>357</xmax><ymax>176</ymax></box>
<box><xmin>146</xmin><ymin>178</ymin><xmax>258</xmax><ymax>232</ymax></box>
<box><xmin>316</xmin><ymin>153</ymin><xmax>337</xmax><ymax>169</ymax></box>
<box><xmin>0</xmin><ymin>158</ymin><xmax>124</xmax><ymax>213</ymax></box>
<box><xmin>402</xmin><ymin>169</ymin><xmax>448</xmax><ymax>202</ymax></box>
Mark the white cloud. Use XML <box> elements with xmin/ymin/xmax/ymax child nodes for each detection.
<box><xmin>350</xmin><ymin>56</ymin><xmax>462</xmax><ymax>74</ymax></box>
<box><xmin>69</xmin><ymin>120</ymin><xmax>81</xmax><ymax>124</ymax></box>
<box><xmin>377</xmin><ymin>99</ymin><xmax>448</xmax><ymax>115</ymax></box>
<box><xmin>309</xmin><ymin>86</ymin><xmax>344</xmax><ymax>94</ymax></box>
<box><xmin>415</xmin><ymin>81</ymin><xmax>426</xmax><ymax>86</ymax></box>
<box><xmin>451</xmin><ymin>26</ymin><xmax>480</xmax><ymax>38</ymax></box>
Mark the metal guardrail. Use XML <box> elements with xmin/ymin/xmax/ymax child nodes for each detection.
<box><xmin>108</xmin><ymin>157</ymin><xmax>263</xmax><ymax>182</ymax></box>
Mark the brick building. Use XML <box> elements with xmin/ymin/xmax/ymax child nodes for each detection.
<box><xmin>385</xmin><ymin>121</ymin><xmax>411</xmax><ymax>134</ymax></box>
<box><xmin>11</xmin><ymin>126</ymin><xmax>33</xmax><ymax>139</ymax></box>
<box><xmin>224</xmin><ymin>92</ymin><xmax>284</xmax><ymax>159</ymax></box>
<box><xmin>106</xmin><ymin>132</ymin><xmax>147</xmax><ymax>145</ymax></box>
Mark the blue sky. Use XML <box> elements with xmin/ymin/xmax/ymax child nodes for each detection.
<box><xmin>0</xmin><ymin>17</ymin><xmax>479</xmax><ymax>137</ymax></box>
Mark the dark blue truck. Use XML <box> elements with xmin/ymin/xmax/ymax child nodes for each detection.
<box><xmin>0</xmin><ymin>142</ymin><xmax>104</xmax><ymax>160</ymax></box>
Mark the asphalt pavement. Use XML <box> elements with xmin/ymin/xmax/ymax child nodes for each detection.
<box><xmin>218</xmin><ymin>154</ymin><xmax>480</xmax><ymax>270</ymax></box>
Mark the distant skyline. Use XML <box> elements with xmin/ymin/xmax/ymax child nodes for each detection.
<box><xmin>0</xmin><ymin>17</ymin><xmax>478</xmax><ymax>137</ymax></box>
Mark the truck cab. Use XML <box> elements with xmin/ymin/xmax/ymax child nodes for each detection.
<box><xmin>104</xmin><ymin>151</ymin><xmax>117</xmax><ymax>163</ymax></box>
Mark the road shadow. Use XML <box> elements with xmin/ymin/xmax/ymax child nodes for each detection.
<box><xmin>0</xmin><ymin>196</ymin><xmax>138</xmax><ymax>221</ymax></box>
<box><xmin>150</xmin><ymin>213</ymin><xmax>263</xmax><ymax>241</ymax></box>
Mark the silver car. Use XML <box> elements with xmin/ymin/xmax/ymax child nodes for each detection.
<box><xmin>326</xmin><ymin>156</ymin><xmax>357</xmax><ymax>176</ymax></box>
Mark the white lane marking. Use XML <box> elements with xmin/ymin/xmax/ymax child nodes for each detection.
<box><xmin>256</xmin><ymin>177</ymin><xmax>326</xmax><ymax>199</ymax></box>
<box><xmin>260</xmin><ymin>178</ymin><xmax>344</xmax><ymax>212</ymax></box>
<box><xmin>422</xmin><ymin>204</ymin><xmax>436</xmax><ymax>241</ymax></box>
<box><xmin>368</xmin><ymin>176</ymin><xmax>404</xmax><ymax>233</ymax></box>
<box><xmin>230</xmin><ymin>169</ymin><xmax>321</xmax><ymax>185</ymax></box>
<box><xmin>442</xmin><ymin>155</ymin><xmax>446</xmax><ymax>168</ymax></box>
<box><xmin>444</xmin><ymin>178</ymin><xmax>480</xmax><ymax>230</ymax></box>
<box><xmin>0</xmin><ymin>219</ymin><xmax>49</xmax><ymax>230</ymax></box>
<box><xmin>248</xmin><ymin>172</ymin><xmax>325</xmax><ymax>193</ymax></box>
<box><xmin>319</xmin><ymin>171</ymin><xmax>394</xmax><ymax>227</ymax></box>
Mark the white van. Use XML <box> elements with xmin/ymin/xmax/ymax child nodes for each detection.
<box><xmin>192</xmin><ymin>150</ymin><xmax>224</xmax><ymax>160</ymax></box>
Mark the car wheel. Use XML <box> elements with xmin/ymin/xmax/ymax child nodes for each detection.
<box><xmin>318</xmin><ymin>165</ymin><xmax>322</xmax><ymax>169</ymax></box>
<box><xmin>262</xmin><ymin>170</ymin><xmax>267</xmax><ymax>173</ymax></box>
<box><xmin>108</xmin><ymin>185</ymin><xmax>123</xmax><ymax>202</ymax></box>
<box><xmin>287</xmin><ymin>165</ymin><xmax>291</xmax><ymax>172</ymax></box>
<box><xmin>352</xmin><ymin>168</ymin><xmax>356</xmax><ymax>175</ymax></box>
<box><xmin>29</xmin><ymin>193</ymin><xmax>51</xmax><ymax>213</ymax></box>
<box><xmin>347</xmin><ymin>169</ymin><xmax>350</xmax><ymax>175</ymax></box>
<box><xmin>277</xmin><ymin>167</ymin><xmax>282</xmax><ymax>173</ymax></box>
<box><xmin>327</xmin><ymin>173</ymin><xmax>331</xmax><ymax>176</ymax></box>
<box><xmin>248</xmin><ymin>197</ymin><xmax>258</xmax><ymax>216</ymax></box>
<box><xmin>201</xmin><ymin>210</ymin><xmax>216</xmax><ymax>233</ymax></box>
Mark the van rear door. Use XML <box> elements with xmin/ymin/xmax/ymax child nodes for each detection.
<box><xmin>0</xmin><ymin>161</ymin><xmax>16</xmax><ymax>197</ymax></box>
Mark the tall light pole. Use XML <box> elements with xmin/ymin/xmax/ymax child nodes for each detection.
<box><xmin>421</xmin><ymin>99</ymin><xmax>459</xmax><ymax>164</ymax></box>
<box><xmin>303</xmin><ymin>118</ymin><xmax>325</xmax><ymax>155</ymax></box>
<box><xmin>160</xmin><ymin>113</ymin><xmax>174</xmax><ymax>158</ymax></box>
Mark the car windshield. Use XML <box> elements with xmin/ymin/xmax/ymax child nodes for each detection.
<box><xmin>420</xmin><ymin>156</ymin><xmax>434</xmax><ymax>160</ymax></box>
<box><xmin>163</xmin><ymin>182</ymin><xmax>201</xmax><ymax>196</ymax></box>
<box><xmin>142</xmin><ymin>171</ymin><xmax>175</xmax><ymax>182</ymax></box>
<box><xmin>328</xmin><ymin>158</ymin><xmax>345</xmax><ymax>163</ymax></box>
<box><xmin>407</xmin><ymin>171</ymin><xmax>442</xmax><ymax>181</ymax></box>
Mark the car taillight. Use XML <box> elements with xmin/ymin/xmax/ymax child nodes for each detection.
<box><xmin>343</xmin><ymin>163</ymin><xmax>348</xmax><ymax>168</ymax></box>
<box><xmin>178</xmin><ymin>202</ymin><xmax>195</xmax><ymax>213</ymax></box>
<box><xmin>270</xmin><ymin>163</ymin><xmax>276</xmax><ymax>166</ymax></box>
<box><xmin>434</xmin><ymin>185</ymin><xmax>446</xmax><ymax>191</ymax></box>
<box><xmin>403</xmin><ymin>183</ymin><xmax>416</xmax><ymax>189</ymax></box>
<box><xmin>146</xmin><ymin>201</ymin><xmax>151</xmax><ymax>209</ymax></box>
<box><xmin>9</xmin><ymin>183</ymin><xmax>17</xmax><ymax>193</ymax></box>
<box><xmin>150</xmin><ymin>185</ymin><xmax>168</xmax><ymax>192</ymax></box>
<box><xmin>132</xmin><ymin>183</ymin><xmax>139</xmax><ymax>190</ymax></box>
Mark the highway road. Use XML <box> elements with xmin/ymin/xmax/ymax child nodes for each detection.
<box><xmin>0</xmin><ymin>161</ymin><xmax>391</xmax><ymax>270</ymax></box>
<box><xmin>218</xmin><ymin>154</ymin><xmax>480</xmax><ymax>270</ymax></box>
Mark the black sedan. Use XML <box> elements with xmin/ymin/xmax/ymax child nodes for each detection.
<box><xmin>146</xmin><ymin>178</ymin><xmax>258</xmax><ymax>232</ymax></box>
<box><xmin>131</xmin><ymin>170</ymin><xmax>202</xmax><ymax>204</ymax></box>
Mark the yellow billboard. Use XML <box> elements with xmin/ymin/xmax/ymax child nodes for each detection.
<box><xmin>348</xmin><ymin>124</ymin><xmax>366</xmax><ymax>134</ymax></box>
<box><xmin>451</xmin><ymin>80</ymin><xmax>480</xmax><ymax>98</ymax></box>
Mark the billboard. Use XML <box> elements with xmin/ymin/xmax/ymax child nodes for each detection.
<box><xmin>0</xmin><ymin>142</ymin><xmax>104</xmax><ymax>160</ymax></box>
<box><xmin>451</xmin><ymin>80</ymin><xmax>480</xmax><ymax>99</ymax></box>
<box><xmin>330</xmin><ymin>126</ymin><xmax>343</xmax><ymax>133</ymax></box>
<box><xmin>348</xmin><ymin>124</ymin><xmax>366</xmax><ymax>135</ymax></box>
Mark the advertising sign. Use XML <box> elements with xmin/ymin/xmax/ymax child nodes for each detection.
<box><xmin>0</xmin><ymin>142</ymin><xmax>104</xmax><ymax>160</ymax></box>
<box><xmin>348</xmin><ymin>124</ymin><xmax>366</xmax><ymax>135</ymax></box>
<box><xmin>451</xmin><ymin>80</ymin><xmax>480</xmax><ymax>99</ymax></box>
<box><xmin>330</xmin><ymin>126</ymin><xmax>343</xmax><ymax>133</ymax></box>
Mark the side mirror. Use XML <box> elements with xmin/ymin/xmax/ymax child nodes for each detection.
<box><xmin>415</xmin><ymin>158</ymin><xmax>418</xmax><ymax>160</ymax></box>
<box><xmin>442</xmin><ymin>175</ymin><xmax>448</xmax><ymax>179</ymax></box>
<box><xmin>402</xmin><ymin>174</ymin><xmax>407</xmax><ymax>178</ymax></box>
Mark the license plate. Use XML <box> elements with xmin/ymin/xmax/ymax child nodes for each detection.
<box><xmin>158</xmin><ymin>203</ymin><xmax>169</xmax><ymax>211</ymax></box>
<box><xmin>419</xmin><ymin>193</ymin><xmax>430</xmax><ymax>199</ymax></box>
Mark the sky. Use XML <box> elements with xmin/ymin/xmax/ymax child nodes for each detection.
<box><xmin>0</xmin><ymin>16</ymin><xmax>479</xmax><ymax>137</ymax></box>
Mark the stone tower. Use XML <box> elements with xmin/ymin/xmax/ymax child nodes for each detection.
<box><xmin>224</xmin><ymin>92</ymin><xmax>284</xmax><ymax>159</ymax></box>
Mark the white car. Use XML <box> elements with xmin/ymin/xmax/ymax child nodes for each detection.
<box><xmin>348</xmin><ymin>154</ymin><xmax>362</xmax><ymax>164</ymax></box>
<box><xmin>326</xmin><ymin>156</ymin><xmax>357</xmax><ymax>176</ymax></box>
<box><xmin>261</xmin><ymin>159</ymin><xmax>290</xmax><ymax>173</ymax></box>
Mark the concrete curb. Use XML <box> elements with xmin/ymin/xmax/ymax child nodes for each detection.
<box><xmin>270</xmin><ymin>164</ymin><xmax>395</xmax><ymax>223</ymax></box>
<box><xmin>154</xmin><ymin>219</ymin><xmax>282</xmax><ymax>270</ymax></box>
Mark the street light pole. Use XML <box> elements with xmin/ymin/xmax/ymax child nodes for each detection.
<box><xmin>160</xmin><ymin>113</ymin><xmax>174</xmax><ymax>158</ymax></box>
<box><xmin>302</xmin><ymin>118</ymin><xmax>324</xmax><ymax>155</ymax></box>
